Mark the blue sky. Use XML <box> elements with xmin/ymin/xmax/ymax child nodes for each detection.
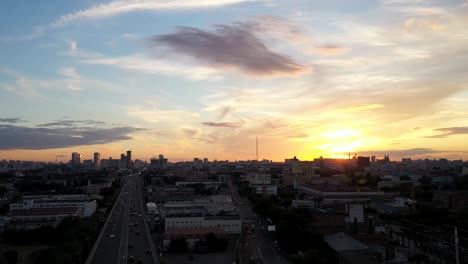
<box><xmin>1</xmin><ymin>0</ymin><xmax>468</xmax><ymax>161</ymax></box>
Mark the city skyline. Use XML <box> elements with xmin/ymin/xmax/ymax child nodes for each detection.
<box><xmin>1</xmin><ymin>0</ymin><xmax>468</xmax><ymax>162</ymax></box>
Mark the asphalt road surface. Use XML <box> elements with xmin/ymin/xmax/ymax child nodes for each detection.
<box><xmin>87</xmin><ymin>174</ymin><xmax>159</xmax><ymax>264</ymax></box>
<box><xmin>229</xmin><ymin>181</ymin><xmax>287</xmax><ymax>264</ymax></box>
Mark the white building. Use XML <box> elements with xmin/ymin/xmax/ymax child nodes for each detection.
<box><xmin>165</xmin><ymin>215</ymin><xmax>241</xmax><ymax>234</ymax></box>
<box><xmin>247</xmin><ymin>173</ymin><xmax>271</xmax><ymax>184</ymax></box>
<box><xmin>146</xmin><ymin>202</ymin><xmax>158</xmax><ymax>215</ymax></box>
<box><xmin>344</xmin><ymin>203</ymin><xmax>364</xmax><ymax>224</ymax></box>
<box><xmin>299</xmin><ymin>185</ymin><xmax>386</xmax><ymax>205</ymax></box>
<box><xmin>252</xmin><ymin>184</ymin><xmax>277</xmax><ymax>195</ymax></box>
<box><xmin>175</xmin><ymin>181</ymin><xmax>222</xmax><ymax>189</ymax></box>
<box><xmin>2</xmin><ymin>207</ymin><xmax>80</xmax><ymax>230</ymax></box>
<box><xmin>10</xmin><ymin>194</ymin><xmax>96</xmax><ymax>217</ymax></box>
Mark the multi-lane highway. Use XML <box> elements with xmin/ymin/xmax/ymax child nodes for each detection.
<box><xmin>229</xmin><ymin>181</ymin><xmax>287</xmax><ymax>264</ymax></box>
<box><xmin>86</xmin><ymin>174</ymin><xmax>159</xmax><ymax>264</ymax></box>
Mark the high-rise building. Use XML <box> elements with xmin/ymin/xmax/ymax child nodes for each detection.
<box><xmin>150</xmin><ymin>154</ymin><xmax>168</xmax><ymax>169</ymax></box>
<box><xmin>71</xmin><ymin>152</ymin><xmax>81</xmax><ymax>169</ymax></box>
<box><xmin>120</xmin><ymin>153</ymin><xmax>126</xmax><ymax>169</ymax></box>
<box><xmin>126</xmin><ymin>150</ymin><xmax>132</xmax><ymax>169</ymax></box>
<box><xmin>357</xmin><ymin>156</ymin><xmax>371</xmax><ymax>170</ymax></box>
<box><xmin>93</xmin><ymin>152</ymin><xmax>101</xmax><ymax>169</ymax></box>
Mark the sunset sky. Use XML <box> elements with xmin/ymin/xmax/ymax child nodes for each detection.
<box><xmin>1</xmin><ymin>0</ymin><xmax>468</xmax><ymax>162</ymax></box>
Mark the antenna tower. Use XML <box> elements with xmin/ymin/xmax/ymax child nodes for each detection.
<box><xmin>256</xmin><ymin>136</ymin><xmax>259</xmax><ymax>161</ymax></box>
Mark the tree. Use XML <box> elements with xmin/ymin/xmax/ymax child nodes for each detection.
<box><xmin>111</xmin><ymin>179</ymin><xmax>121</xmax><ymax>189</ymax></box>
<box><xmin>0</xmin><ymin>203</ymin><xmax>9</xmax><ymax>214</ymax></box>
<box><xmin>205</xmin><ymin>233</ymin><xmax>228</xmax><ymax>251</ymax></box>
<box><xmin>2</xmin><ymin>250</ymin><xmax>18</xmax><ymax>264</ymax></box>
<box><xmin>169</xmin><ymin>237</ymin><xmax>188</xmax><ymax>253</ymax></box>
<box><xmin>0</xmin><ymin>186</ymin><xmax>7</xmax><ymax>196</ymax></box>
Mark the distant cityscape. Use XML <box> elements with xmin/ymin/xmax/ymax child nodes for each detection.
<box><xmin>0</xmin><ymin>150</ymin><xmax>467</xmax><ymax>263</ymax></box>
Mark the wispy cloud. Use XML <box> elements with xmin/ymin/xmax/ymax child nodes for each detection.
<box><xmin>0</xmin><ymin>66</ymin><xmax>122</xmax><ymax>96</ymax></box>
<box><xmin>128</xmin><ymin>106</ymin><xmax>200</xmax><ymax>124</ymax></box>
<box><xmin>0</xmin><ymin>118</ymin><xmax>26</xmax><ymax>124</ymax></box>
<box><xmin>2</xmin><ymin>0</ymin><xmax>254</xmax><ymax>42</ymax></box>
<box><xmin>82</xmin><ymin>54</ymin><xmax>221</xmax><ymax>80</ymax></box>
<box><xmin>58</xmin><ymin>67</ymin><xmax>80</xmax><ymax>79</ymax></box>
<box><xmin>202</xmin><ymin>122</ymin><xmax>241</xmax><ymax>128</ymax></box>
<box><xmin>313</xmin><ymin>44</ymin><xmax>349</xmax><ymax>56</ymax></box>
<box><xmin>150</xmin><ymin>23</ymin><xmax>310</xmax><ymax>77</ymax></box>
<box><xmin>350</xmin><ymin>148</ymin><xmax>442</xmax><ymax>158</ymax></box>
<box><xmin>0</xmin><ymin>123</ymin><xmax>145</xmax><ymax>150</ymax></box>
<box><xmin>52</xmin><ymin>0</ymin><xmax>254</xmax><ymax>27</ymax></box>
<box><xmin>38</xmin><ymin>119</ymin><xmax>107</xmax><ymax>127</ymax></box>
<box><xmin>427</xmin><ymin>127</ymin><xmax>468</xmax><ymax>138</ymax></box>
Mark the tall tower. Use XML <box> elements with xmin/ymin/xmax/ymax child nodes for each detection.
<box><xmin>93</xmin><ymin>152</ymin><xmax>101</xmax><ymax>169</ymax></box>
<box><xmin>71</xmin><ymin>152</ymin><xmax>81</xmax><ymax>169</ymax></box>
<box><xmin>256</xmin><ymin>136</ymin><xmax>259</xmax><ymax>161</ymax></box>
<box><xmin>126</xmin><ymin>150</ymin><xmax>132</xmax><ymax>169</ymax></box>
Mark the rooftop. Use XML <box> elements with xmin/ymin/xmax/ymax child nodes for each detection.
<box><xmin>10</xmin><ymin>207</ymin><xmax>79</xmax><ymax>216</ymax></box>
<box><xmin>165</xmin><ymin>227</ymin><xmax>224</xmax><ymax>236</ymax></box>
<box><xmin>21</xmin><ymin>194</ymin><xmax>90</xmax><ymax>201</ymax></box>
<box><xmin>324</xmin><ymin>232</ymin><xmax>369</xmax><ymax>252</ymax></box>
<box><xmin>340</xmin><ymin>249</ymin><xmax>381</xmax><ymax>264</ymax></box>
<box><xmin>302</xmin><ymin>184</ymin><xmax>381</xmax><ymax>193</ymax></box>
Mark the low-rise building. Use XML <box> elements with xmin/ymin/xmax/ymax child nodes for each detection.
<box><xmin>324</xmin><ymin>232</ymin><xmax>381</xmax><ymax>264</ymax></box>
<box><xmin>146</xmin><ymin>202</ymin><xmax>158</xmax><ymax>215</ymax></box>
<box><xmin>10</xmin><ymin>194</ymin><xmax>96</xmax><ymax>217</ymax></box>
<box><xmin>299</xmin><ymin>184</ymin><xmax>386</xmax><ymax>205</ymax></box>
<box><xmin>3</xmin><ymin>207</ymin><xmax>80</xmax><ymax>230</ymax></box>
<box><xmin>165</xmin><ymin>215</ymin><xmax>241</xmax><ymax>234</ymax></box>
<box><xmin>163</xmin><ymin>227</ymin><xmax>225</xmax><ymax>249</ymax></box>
<box><xmin>246</xmin><ymin>173</ymin><xmax>271</xmax><ymax>184</ymax></box>
<box><xmin>291</xmin><ymin>199</ymin><xmax>318</xmax><ymax>209</ymax></box>
<box><xmin>252</xmin><ymin>184</ymin><xmax>277</xmax><ymax>195</ymax></box>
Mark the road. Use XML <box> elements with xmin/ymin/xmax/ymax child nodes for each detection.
<box><xmin>229</xmin><ymin>181</ymin><xmax>287</xmax><ymax>264</ymax></box>
<box><xmin>87</xmin><ymin>174</ymin><xmax>159</xmax><ymax>264</ymax></box>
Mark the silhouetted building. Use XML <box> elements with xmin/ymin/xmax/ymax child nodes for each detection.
<box><xmin>357</xmin><ymin>156</ymin><xmax>371</xmax><ymax>170</ymax></box>
<box><xmin>150</xmin><ymin>154</ymin><xmax>168</xmax><ymax>169</ymax></box>
<box><xmin>93</xmin><ymin>152</ymin><xmax>101</xmax><ymax>169</ymax></box>
<box><xmin>71</xmin><ymin>152</ymin><xmax>81</xmax><ymax>169</ymax></box>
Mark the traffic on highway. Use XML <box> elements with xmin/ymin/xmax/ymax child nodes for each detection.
<box><xmin>87</xmin><ymin>174</ymin><xmax>159</xmax><ymax>264</ymax></box>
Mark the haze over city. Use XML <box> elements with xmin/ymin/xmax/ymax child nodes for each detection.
<box><xmin>1</xmin><ymin>0</ymin><xmax>468</xmax><ymax>162</ymax></box>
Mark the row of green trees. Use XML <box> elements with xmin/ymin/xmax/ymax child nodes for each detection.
<box><xmin>3</xmin><ymin>215</ymin><xmax>101</xmax><ymax>264</ymax></box>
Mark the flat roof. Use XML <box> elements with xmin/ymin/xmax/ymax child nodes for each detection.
<box><xmin>324</xmin><ymin>232</ymin><xmax>369</xmax><ymax>252</ymax></box>
<box><xmin>165</xmin><ymin>227</ymin><xmax>224</xmax><ymax>236</ymax></box>
<box><xmin>10</xmin><ymin>207</ymin><xmax>79</xmax><ymax>216</ymax></box>
<box><xmin>340</xmin><ymin>249</ymin><xmax>381</xmax><ymax>264</ymax></box>
<box><xmin>205</xmin><ymin>215</ymin><xmax>241</xmax><ymax>220</ymax></box>
<box><xmin>302</xmin><ymin>184</ymin><xmax>382</xmax><ymax>194</ymax></box>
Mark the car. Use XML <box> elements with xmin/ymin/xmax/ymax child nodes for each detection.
<box><xmin>114</xmin><ymin>223</ymin><xmax>117</xmax><ymax>226</ymax></box>
<box><xmin>128</xmin><ymin>243</ymin><xmax>133</xmax><ymax>248</ymax></box>
<box><xmin>137</xmin><ymin>259</ymin><xmax>143</xmax><ymax>264</ymax></box>
<box><xmin>145</xmin><ymin>249</ymin><xmax>151</xmax><ymax>254</ymax></box>
<box><xmin>128</xmin><ymin>256</ymin><xmax>134</xmax><ymax>263</ymax></box>
<box><xmin>108</xmin><ymin>220</ymin><xmax>112</xmax><ymax>223</ymax></box>
<box><xmin>109</xmin><ymin>234</ymin><xmax>115</xmax><ymax>238</ymax></box>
